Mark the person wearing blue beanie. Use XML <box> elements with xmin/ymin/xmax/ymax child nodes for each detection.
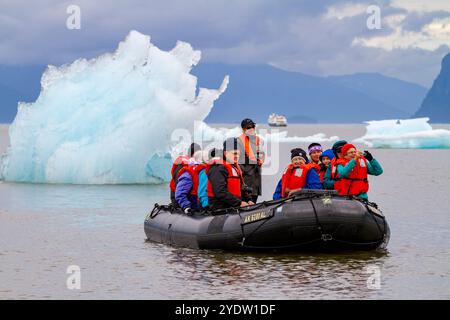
<box><xmin>318</xmin><ymin>149</ymin><xmax>335</xmax><ymax>182</ymax></box>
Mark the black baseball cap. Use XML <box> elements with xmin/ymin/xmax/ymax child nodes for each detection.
<box><xmin>241</xmin><ymin>118</ymin><xmax>256</xmax><ymax>129</ymax></box>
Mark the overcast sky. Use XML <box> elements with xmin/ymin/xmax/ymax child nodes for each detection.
<box><xmin>1</xmin><ymin>0</ymin><xmax>450</xmax><ymax>86</ymax></box>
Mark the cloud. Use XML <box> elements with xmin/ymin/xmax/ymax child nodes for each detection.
<box><xmin>391</xmin><ymin>0</ymin><xmax>450</xmax><ymax>13</ymax></box>
<box><xmin>0</xmin><ymin>0</ymin><xmax>449</xmax><ymax>87</ymax></box>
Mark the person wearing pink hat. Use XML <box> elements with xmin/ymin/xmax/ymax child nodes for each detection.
<box><xmin>334</xmin><ymin>143</ymin><xmax>383</xmax><ymax>200</ymax></box>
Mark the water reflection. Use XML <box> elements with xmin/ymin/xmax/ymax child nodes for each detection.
<box><xmin>159</xmin><ymin>244</ymin><xmax>389</xmax><ymax>299</ymax></box>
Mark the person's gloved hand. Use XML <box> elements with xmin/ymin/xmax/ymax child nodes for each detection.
<box><xmin>184</xmin><ymin>207</ymin><xmax>192</xmax><ymax>214</ymax></box>
<box><xmin>363</xmin><ymin>150</ymin><xmax>374</xmax><ymax>161</ymax></box>
<box><xmin>319</xmin><ymin>163</ymin><xmax>327</xmax><ymax>171</ymax></box>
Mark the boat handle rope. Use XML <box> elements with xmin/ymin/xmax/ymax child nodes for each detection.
<box><xmin>309</xmin><ymin>198</ymin><xmax>333</xmax><ymax>242</ymax></box>
<box><xmin>149</xmin><ymin>203</ymin><xmax>176</xmax><ymax>219</ymax></box>
<box><xmin>149</xmin><ymin>203</ymin><xmax>162</xmax><ymax>219</ymax></box>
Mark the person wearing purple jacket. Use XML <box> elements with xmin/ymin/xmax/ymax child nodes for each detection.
<box><xmin>175</xmin><ymin>151</ymin><xmax>204</xmax><ymax>213</ymax></box>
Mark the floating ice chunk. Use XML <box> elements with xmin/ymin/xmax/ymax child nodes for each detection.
<box><xmin>171</xmin><ymin>122</ymin><xmax>339</xmax><ymax>157</ymax></box>
<box><xmin>0</xmin><ymin>31</ymin><xmax>228</xmax><ymax>184</ymax></box>
<box><xmin>354</xmin><ymin>118</ymin><xmax>450</xmax><ymax>149</ymax></box>
<box><xmin>193</xmin><ymin>122</ymin><xmax>339</xmax><ymax>144</ymax></box>
<box><xmin>264</xmin><ymin>132</ymin><xmax>339</xmax><ymax>143</ymax></box>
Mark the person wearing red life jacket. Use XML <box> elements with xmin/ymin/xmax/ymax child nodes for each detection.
<box><xmin>281</xmin><ymin>148</ymin><xmax>323</xmax><ymax>198</ymax></box>
<box><xmin>170</xmin><ymin>143</ymin><xmax>201</xmax><ymax>207</ymax></box>
<box><xmin>237</xmin><ymin>118</ymin><xmax>265</xmax><ymax>203</ymax></box>
<box><xmin>207</xmin><ymin>138</ymin><xmax>254</xmax><ymax>210</ymax></box>
<box><xmin>335</xmin><ymin>143</ymin><xmax>383</xmax><ymax>200</ymax></box>
<box><xmin>175</xmin><ymin>156</ymin><xmax>207</xmax><ymax>213</ymax></box>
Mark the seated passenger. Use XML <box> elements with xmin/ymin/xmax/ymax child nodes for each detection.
<box><xmin>197</xmin><ymin>148</ymin><xmax>222</xmax><ymax>209</ymax></box>
<box><xmin>318</xmin><ymin>149</ymin><xmax>334</xmax><ymax>182</ymax></box>
<box><xmin>281</xmin><ymin>148</ymin><xmax>323</xmax><ymax>198</ymax></box>
<box><xmin>335</xmin><ymin>144</ymin><xmax>383</xmax><ymax>200</ymax></box>
<box><xmin>175</xmin><ymin>155</ymin><xmax>207</xmax><ymax>213</ymax></box>
<box><xmin>169</xmin><ymin>142</ymin><xmax>201</xmax><ymax>206</ymax></box>
<box><xmin>207</xmin><ymin>138</ymin><xmax>254</xmax><ymax>210</ymax></box>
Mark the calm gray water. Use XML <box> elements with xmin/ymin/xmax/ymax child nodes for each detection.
<box><xmin>1</xmin><ymin>124</ymin><xmax>450</xmax><ymax>299</ymax></box>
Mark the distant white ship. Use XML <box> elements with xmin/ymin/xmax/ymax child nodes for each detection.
<box><xmin>268</xmin><ymin>113</ymin><xmax>288</xmax><ymax>127</ymax></box>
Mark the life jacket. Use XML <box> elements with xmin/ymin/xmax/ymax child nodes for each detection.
<box><xmin>170</xmin><ymin>155</ymin><xmax>190</xmax><ymax>192</ymax></box>
<box><xmin>281</xmin><ymin>164</ymin><xmax>311</xmax><ymax>198</ymax></box>
<box><xmin>319</xmin><ymin>169</ymin><xmax>326</xmax><ymax>182</ymax></box>
<box><xmin>305</xmin><ymin>162</ymin><xmax>320</xmax><ymax>173</ymax></box>
<box><xmin>176</xmin><ymin>163</ymin><xmax>207</xmax><ymax>196</ymax></box>
<box><xmin>335</xmin><ymin>157</ymin><xmax>369</xmax><ymax>196</ymax></box>
<box><xmin>329</xmin><ymin>157</ymin><xmax>343</xmax><ymax>190</ymax></box>
<box><xmin>206</xmin><ymin>158</ymin><xmax>242</xmax><ymax>199</ymax></box>
<box><xmin>239</xmin><ymin>134</ymin><xmax>263</xmax><ymax>166</ymax></box>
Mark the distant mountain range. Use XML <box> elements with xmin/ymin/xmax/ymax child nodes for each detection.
<box><xmin>414</xmin><ymin>53</ymin><xmax>450</xmax><ymax>123</ymax></box>
<box><xmin>0</xmin><ymin>63</ymin><xmax>431</xmax><ymax>123</ymax></box>
<box><xmin>193</xmin><ymin>64</ymin><xmax>428</xmax><ymax>123</ymax></box>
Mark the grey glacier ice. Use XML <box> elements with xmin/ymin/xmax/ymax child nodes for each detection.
<box><xmin>0</xmin><ymin>31</ymin><xmax>228</xmax><ymax>183</ymax></box>
<box><xmin>354</xmin><ymin>118</ymin><xmax>450</xmax><ymax>148</ymax></box>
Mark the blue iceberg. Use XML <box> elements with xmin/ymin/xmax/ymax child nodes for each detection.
<box><xmin>354</xmin><ymin>118</ymin><xmax>450</xmax><ymax>149</ymax></box>
<box><xmin>0</xmin><ymin>31</ymin><xmax>228</xmax><ymax>184</ymax></box>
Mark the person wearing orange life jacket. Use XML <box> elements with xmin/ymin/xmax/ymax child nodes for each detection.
<box><xmin>207</xmin><ymin>138</ymin><xmax>254</xmax><ymax>210</ymax></box>
<box><xmin>170</xmin><ymin>143</ymin><xmax>201</xmax><ymax>207</ymax></box>
<box><xmin>335</xmin><ymin>143</ymin><xmax>383</xmax><ymax>200</ymax></box>
<box><xmin>237</xmin><ymin>118</ymin><xmax>264</xmax><ymax>203</ymax></box>
<box><xmin>281</xmin><ymin>148</ymin><xmax>323</xmax><ymax>198</ymax></box>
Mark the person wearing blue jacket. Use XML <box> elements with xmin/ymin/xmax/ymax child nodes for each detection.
<box><xmin>273</xmin><ymin>179</ymin><xmax>283</xmax><ymax>200</ymax></box>
<box><xmin>273</xmin><ymin>169</ymin><xmax>323</xmax><ymax>199</ymax></box>
<box><xmin>175</xmin><ymin>159</ymin><xmax>200</xmax><ymax>213</ymax></box>
<box><xmin>196</xmin><ymin>148</ymin><xmax>222</xmax><ymax>209</ymax></box>
<box><xmin>197</xmin><ymin>167</ymin><xmax>209</xmax><ymax>208</ymax></box>
<box><xmin>273</xmin><ymin>148</ymin><xmax>322</xmax><ymax>199</ymax></box>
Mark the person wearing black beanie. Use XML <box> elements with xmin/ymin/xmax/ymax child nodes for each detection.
<box><xmin>290</xmin><ymin>148</ymin><xmax>308</xmax><ymax>162</ymax></box>
<box><xmin>206</xmin><ymin>138</ymin><xmax>254</xmax><ymax>210</ymax></box>
<box><xmin>277</xmin><ymin>147</ymin><xmax>322</xmax><ymax>198</ymax></box>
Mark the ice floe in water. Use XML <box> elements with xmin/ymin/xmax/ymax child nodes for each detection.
<box><xmin>190</xmin><ymin>122</ymin><xmax>339</xmax><ymax>145</ymax></box>
<box><xmin>354</xmin><ymin>118</ymin><xmax>450</xmax><ymax>149</ymax></box>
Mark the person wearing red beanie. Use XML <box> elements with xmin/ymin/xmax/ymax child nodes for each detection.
<box><xmin>334</xmin><ymin>144</ymin><xmax>383</xmax><ymax>200</ymax></box>
<box><xmin>341</xmin><ymin>144</ymin><xmax>356</xmax><ymax>158</ymax></box>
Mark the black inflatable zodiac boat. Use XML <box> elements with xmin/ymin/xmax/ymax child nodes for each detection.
<box><xmin>144</xmin><ymin>190</ymin><xmax>390</xmax><ymax>251</ymax></box>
